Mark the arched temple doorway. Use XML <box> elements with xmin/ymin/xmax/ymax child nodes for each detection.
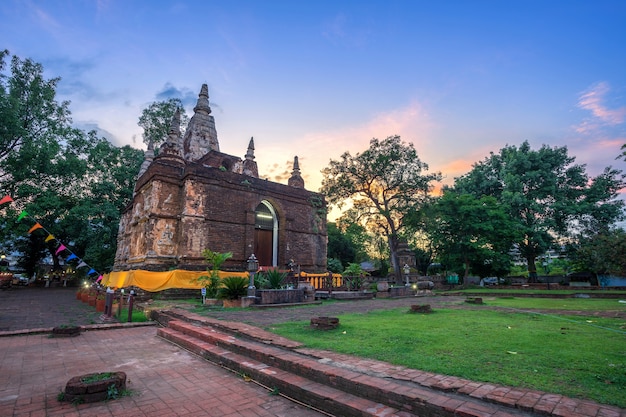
<box><xmin>254</xmin><ymin>201</ymin><xmax>278</xmax><ymax>267</ymax></box>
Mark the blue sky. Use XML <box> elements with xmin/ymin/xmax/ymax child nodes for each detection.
<box><xmin>2</xmin><ymin>0</ymin><xmax>625</xmax><ymax>204</ymax></box>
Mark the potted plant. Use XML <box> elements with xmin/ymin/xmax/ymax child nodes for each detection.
<box><xmin>95</xmin><ymin>293</ymin><xmax>106</xmax><ymax>312</ymax></box>
<box><xmin>218</xmin><ymin>276</ymin><xmax>249</xmax><ymax>308</ymax></box>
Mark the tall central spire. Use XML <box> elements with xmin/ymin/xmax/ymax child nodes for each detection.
<box><xmin>183</xmin><ymin>84</ymin><xmax>219</xmax><ymax>162</ymax></box>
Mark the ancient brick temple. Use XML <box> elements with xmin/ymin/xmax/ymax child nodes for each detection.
<box><xmin>113</xmin><ymin>84</ymin><xmax>327</xmax><ymax>272</ymax></box>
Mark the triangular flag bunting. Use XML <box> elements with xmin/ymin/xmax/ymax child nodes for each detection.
<box><xmin>28</xmin><ymin>223</ymin><xmax>43</xmax><ymax>234</ymax></box>
<box><xmin>17</xmin><ymin>211</ymin><xmax>28</xmax><ymax>222</ymax></box>
<box><xmin>0</xmin><ymin>195</ymin><xmax>13</xmax><ymax>205</ymax></box>
<box><xmin>55</xmin><ymin>244</ymin><xmax>67</xmax><ymax>255</ymax></box>
<box><xmin>45</xmin><ymin>234</ymin><xmax>56</xmax><ymax>242</ymax></box>
<box><xmin>88</xmin><ymin>268</ymin><xmax>97</xmax><ymax>276</ymax></box>
<box><xmin>96</xmin><ymin>275</ymin><xmax>103</xmax><ymax>283</ymax></box>
<box><xmin>77</xmin><ymin>261</ymin><xmax>87</xmax><ymax>268</ymax></box>
<box><xmin>66</xmin><ymin>254</ymin><xmax>78</xmax><ymax>262</ymax></box>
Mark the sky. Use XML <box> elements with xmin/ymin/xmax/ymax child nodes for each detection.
<box><xmin>2</xmin><ymin>0</ymin><xmax>626</xmax><ymax>215</ymax></box>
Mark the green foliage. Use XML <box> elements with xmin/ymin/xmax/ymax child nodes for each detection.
<box><xmin>258</xmin><ymin>268</ymin><xmax>287</xmax><ymax>289</ymax></box>
<box><xmin>137</xmin><ymin>98</ymin><xmax>189</xmax><ymax>148</ymax></box>
<box><xmin>0</xmin><ymin>51</ymin><xmax>144</xmax><ymax>275</ymax></box>
<box><xmin>569</xmin><ymin>229</ymin><xmax>626</xmax><ymax>275</ymax></box>
<box><xmin>197</xmin><ymin>274</ymin><xmax>220</xmax><ymax>298</ymax></box>
<box><xmin>342</xmin><ymin>263</ymin><xmax>368</xmax><ymax>290</ymax></box>
<box><xmin>201</xmin><ymin>249</ymin><xmax>233</xmax><ymax>271</ymax></box>
<box><xmin>454</xmin><ymin>141</ymin><xmax>624</xmax><ymax>280</ymax></box>
<box><xmin>423</xmin><ymin>191</ymin><xmax>519</xmax><ymax>280</ymax></box>
<box><xmin>321</xmin><ymin>136</ymin><xmax>442</xmax><ymax>281</ymax></box>
<box><xmin>327</xmin><ymin>257</ymin><xmax>344</xmax><ymax>273</ymax></box>
<box><xmin>218</xmin><ymin>276</ymin><xmax>249</xmax><ymax>300</ymax></box>
<box><xmin>81</xmin><ymin>372</ymin><xmax>114</xmax><ymax>384</ymax></box>
<box><xmin>196</xmin><ymin>249</ymin><xmax>233</xmax><ymax>297</ymax></box>
<box><xmin>327</xmin><ymin>222</ymin><xmax>357</xmax><ymax>267</ymax></box>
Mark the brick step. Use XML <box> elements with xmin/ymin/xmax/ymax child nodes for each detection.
<box><xmin>157</xmin><ymin>327</ymin><xmax>413</xmax><ymax>417</ymax></box>
<box><xmin>157</xmin><ymin>320</ymin><xmax>532</xmax><ymax>417</ymax></box>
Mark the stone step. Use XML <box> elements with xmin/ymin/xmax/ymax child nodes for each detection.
<box><xmin>157</xmin><ymin>326</ymin><xmax>413</xmax><ymax>417</ymax></box>
<box><xmin>157</xmin><ymin>319</ymin><xmax>532</xmax><ymax>417</ymax></box>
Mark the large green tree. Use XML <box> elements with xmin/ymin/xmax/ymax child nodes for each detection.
<box><xmin>455</xmin><ymin>141</ymin><xmax>624</xmax><ymax>281</ymax></box>
<box><xmin>0</xmin><ymin>51</ymin><xmax>143</xmax><ymax>276</ymax></box>
<box><xmin>321</xmin><ymin>136</ymin><xmax>441</xmax><ymax>283</ymax></box>
<box><xmin>424</xmin><ymin>190</ymin><xmax>519</xmax><ymax>282</ymax></box>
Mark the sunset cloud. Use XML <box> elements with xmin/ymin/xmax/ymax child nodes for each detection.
<box><xmin>576</xmin><ymin>82</ymin><xmax>626</xmax><ymax>133</ymax></box>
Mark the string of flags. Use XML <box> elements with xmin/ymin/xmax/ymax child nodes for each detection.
<box><xmin>0</xmin><ymin>195</ymin><xmax>103</xmax><ymax>283</ymax></box>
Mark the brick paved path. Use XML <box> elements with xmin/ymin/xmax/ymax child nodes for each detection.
<box><xmin>0</xmin><ymin>287</ymin><xmax>326</xmax><ymax>416</ymax></box>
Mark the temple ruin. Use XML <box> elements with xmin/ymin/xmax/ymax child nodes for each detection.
<box><xmin>113</xmin><ymin>84</ymin><xmax>327</xmax><ymax>272</ymax></box>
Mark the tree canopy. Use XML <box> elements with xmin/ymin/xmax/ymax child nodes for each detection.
<box><xmin>321</xmin><ymin>136</ymin><xmax>441</xmax><ymax>282</ymax></box>
<box><xmin>423</xmin><ymin>190</ymin><xmax>520</xmax><ymax>281</ymax></box>
<box><xmin>454</xmin><ymin>141</ymin><xmax>624</xmax><ymax>280</ymax></box>
<box><xmin>0</xmin><ymin>51</ymin><xmax>143</xmax><ymax>276</ymax></box>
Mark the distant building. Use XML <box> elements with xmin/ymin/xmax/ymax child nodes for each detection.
<box><xmin>113</xmin><ymin>84</ymin><xmax>327</xmax><ymax>272</ymax></box>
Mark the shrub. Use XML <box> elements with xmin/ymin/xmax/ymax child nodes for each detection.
<box><xmin>218</xmin><ymin>276</ymin><xmax>249</xmax><ymax>300</ymax></box>
<box><xmin>259</xmin><ymin>268</ymin><xmax>288</xmax><ymax>289</ymax></box>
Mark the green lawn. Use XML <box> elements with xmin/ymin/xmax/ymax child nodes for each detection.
<box><xmin>269</xmin><ymin>298</ymin><xmax>626</xmax><ymax>408</ymax></box>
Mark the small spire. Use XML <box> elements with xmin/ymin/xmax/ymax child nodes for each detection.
<box><xmin>245</xmin><ymin>137</ymin><xmax>255</xmax><ymax>160</ymax></box>
<box><xmin>293</xmin><ymin>155</ymin><xmax>300</xmax><ymax>171</ymax></box>
<box><xmin>169</xmin><ymin>109</ymin><xmax>181</xmax><ymax>135</ymax></box>
<box><xmin>288</xmin><ymin>155</ymin><xmax>305</xmax><ymax>188</ymax></box>
<box><xmin>193</xmin><ymin>83</ymin><xmax>212</xmax><ymax>114</ymax></box>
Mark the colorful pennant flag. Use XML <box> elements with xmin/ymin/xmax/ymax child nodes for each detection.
<box><xmin>27</xmin><ymin>223</ymin><xmax>43</xmax><ymax>234</ymax></box>
<box><xmin>55</xmin><ymin>244</ymin><xmax>67</xmax><ymax>255</ymax></box>
<box><xmin>2</xmin><ymin>195</ymin><xmax>103</xmax><ymax>282</ymax></box>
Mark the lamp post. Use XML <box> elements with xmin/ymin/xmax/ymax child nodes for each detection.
<box><xmin>403</xmin><ymin>264</ymin><xmax>410</xmax><ymax>287</ymax></box>
<box><xmin>247</xmin><ymin>254</ymin><xmax>259</xmax><ymax>297</ymax></box>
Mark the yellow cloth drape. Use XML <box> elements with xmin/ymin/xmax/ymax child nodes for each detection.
<box><xmin>101</xmin><ymin>269</ymin><xmax>249</xmax><ymax>292</ymax></box>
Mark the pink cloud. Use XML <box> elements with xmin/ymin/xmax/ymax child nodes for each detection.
<box><xmin>577</xmin><ymin>82</ymin><xmax>626</xmax><ymax>126</ymax></box>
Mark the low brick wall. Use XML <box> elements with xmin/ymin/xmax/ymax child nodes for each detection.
<box><xmin>256</xmin><ymin>289</ymin><xmax>304</xmax><ymax>304</ymax></box>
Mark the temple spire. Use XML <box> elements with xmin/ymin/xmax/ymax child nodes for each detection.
<box><xmin>245</xmin><ymin>137</ymin><xmax>255</xmax><ymax>160</ymax></box>
<box><xmin>194</xmin><ymin>84</ymin><xmax>212</xmax><ymax>115</ymax></box>
<box><xmin>183</xmin><ymin>84</ymin><xmax>219</xmax><ymax>161</ymax></box>
<box><xmin>242</xmin><ymin>137</ymin><xmax>259</xmax><ymax>177</ymax></box>
<box><xmin>288</xmin><ymin>155</ymin><xmax>305</xmax><ymax>188</ymax></box>
<box><xmin>156</xmin><ymin>108</ymin><xmax>184</xmax><ymax>163</ymax></box>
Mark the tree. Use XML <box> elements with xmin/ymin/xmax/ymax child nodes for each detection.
<box><xmin>569</xmin><ymin>229</ymin><xmax>626</xmax><ymax>277</ymax></box>
<box><xmin>424</xmin><ymin>190</ymin><xmax>519</xmax><ymax>282</ymax></box>
<box><xmin>137</xmin><ymin>98</ymin><xmax>189</xmax><ymax>147</ymax></box>
<box><xmin>321</xmin><ymin>136</ymin><xmax>441</xmax><ymax>283</ymax></box>
<box><xmin>455</xmin><ymin>141</ymin><xmax>624</xmax><ymax>281</ymax></box>
<box><xmin>327</xmin><ymin>222</ymin><xmax>357</xmax><ymax>268</ymax></box>
<box><xmin>0</xmin><ymin>51</ymin><xmax>143</xmax><ymax>275</ymax></box>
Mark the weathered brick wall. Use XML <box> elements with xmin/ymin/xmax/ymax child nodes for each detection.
<box><xmin>114</xmin><ymin>156</ymin><xmax>327</xmax><ymax>273</ymax></box>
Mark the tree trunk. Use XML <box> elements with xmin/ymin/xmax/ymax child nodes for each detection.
<box><xmin>527</xmin><ymin>256</ymin><xmax>538</xmax><ymax>283</ymax></box>
<box><xmin>463</xmin><ymin>255</ymin><xmax>470</xmax><ymax>288</ymax></box>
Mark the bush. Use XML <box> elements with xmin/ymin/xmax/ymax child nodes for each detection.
<box><xmin>218</xmin><ymin>276</ymin><xmax>249</xmax><ymax>300</ymax></box>
<box><xmin>259</xmin><ymin>268</ymin><xmax>288</xmax><ymax>289</ymax></box>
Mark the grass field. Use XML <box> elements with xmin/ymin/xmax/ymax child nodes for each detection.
<box><xmin>269</xmin><ymin>297</ymin><xmax>626</xmax><ymax>408</ymax></box>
